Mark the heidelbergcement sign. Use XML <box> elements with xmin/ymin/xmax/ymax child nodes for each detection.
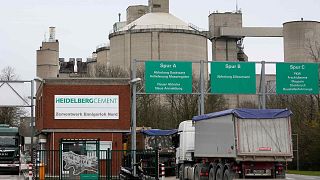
<box><xmin>55</xmin><ymin>95</ymin><xmax>119</xmax><ymax>119</ymax></box>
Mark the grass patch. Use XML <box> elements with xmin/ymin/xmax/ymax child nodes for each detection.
<box><xmin>287</xmin><ymin>170</ymin><xmax>320</xmax><ymax>176</ymax></box>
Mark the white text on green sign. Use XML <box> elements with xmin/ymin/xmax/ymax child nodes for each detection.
<box><xmin>276</xmin><ymin>63</ymin><xmax>319</xmax><ymax>94</ymax></box>
<box><xmin>210</xmin><ymin>62</ymin><xmax>256</xmax><ymax>94</ymax></box>
<box><xmin>145</xmin><ymin>61</ymin><xmax>192</xmax><ymax>93</ymax></box>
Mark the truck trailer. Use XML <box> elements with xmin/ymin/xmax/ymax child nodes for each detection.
<box><xmin>124</xmin><ymin>129</ymin><xmax>178</xmax><ymax>176</ymax></box>
<box><xmin>176</xmin><ymin>108</ymin><xmax>293</xmax><ymax>180</ymax></box>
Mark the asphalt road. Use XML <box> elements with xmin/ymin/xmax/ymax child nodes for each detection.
<box><xmin>286</xmin><ymin>174</ymin><xmax>320</xmax><ymax>179</ymax></box>
<box><xmin>0</xmin><ymin>174</ymin><xmax>24</xmax><ymax>179</ymax></box>
<box><xmin>165</xmin><ymin>174</ymin><xmax>320</xmax><ymax>180</ymax></box>
<box><xmin>0</xmin><ymin>174</ymin><xmax>319</xmax><ymax>180</ymax></box>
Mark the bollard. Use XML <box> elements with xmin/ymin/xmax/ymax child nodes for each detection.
<box><xmin>28</xmin><ymin>163</ymin><xmax>33</xmax><ymax>180</ymax></box>
<box><xmin>160</xmin><ymin>163</ymin><xmax>165</xmax><ymax>180</ymax></box>
<box><xmin>39</xmin><ymin>162</ymin><xmax>45</xmax><ymax>180</ymax></box>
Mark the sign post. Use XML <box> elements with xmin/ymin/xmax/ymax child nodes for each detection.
<box><xmin>145</xmin><ymin>61</ymin><xmax>193</xmax><ymax>94</ymax></box>
<box><xmin>276</xmin><ymin>63</ymin><xmax>319</xmax><ymax>94</ymax></box>
<box><xmin>210</xmin><ymin>62</ymin><xmax>256</xmax><ymax>94</ymax></box>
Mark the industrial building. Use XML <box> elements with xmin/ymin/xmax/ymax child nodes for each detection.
<box><xmin>36</xmin><ymin>0</ymin><xmax>320</xmax><ymax>107</ymax></box>
<box><xmin>35</xmin><ymin>78</ymin><xmax>130</xmax><ymax>177</ymax></box>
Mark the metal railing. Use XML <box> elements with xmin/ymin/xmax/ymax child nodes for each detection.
<box><xmin>33</xmin><ymin>149</ymin><xmax>159</xmax><ymax>180</ymax></box>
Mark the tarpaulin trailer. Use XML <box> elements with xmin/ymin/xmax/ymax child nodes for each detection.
<box><xmin>176</xmin><ymin>108</ymin><xmax>293</xmax><ymax>180</ymax></box>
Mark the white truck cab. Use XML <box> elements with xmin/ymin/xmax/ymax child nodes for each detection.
<box><xmin>176</xmin><ymin>120</ymin><xmax>195</xmax><ymax>164</ymax></box>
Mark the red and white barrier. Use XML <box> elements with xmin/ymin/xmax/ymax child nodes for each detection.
<box><xmin>160</xmin><ymin>163</ymin><xmax>165</xmax><ymax>180</ymax></box>
<box><xmin>28</xmin><ymin>163</ymin><xmax>33</xmax><ymax>180</ymax></box>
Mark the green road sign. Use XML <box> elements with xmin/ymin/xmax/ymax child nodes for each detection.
<box><xmin>210</xmin><ymin>62</ymin><xmax>256</xmax><ymax>94</ymax></box>
<box><xmin>80</xmin><ymin>174</ymin><xmax>98</xmax><ymax>180</ymax></box>
<box><xmin>145</xmin><ymin>61</ymin><xmax>192</xmax><ymax>93</ymax></box>
<box><xmin>276</xmin><ymin>63</ymin><xmax>319</xmax><ymax>94</ymax></box>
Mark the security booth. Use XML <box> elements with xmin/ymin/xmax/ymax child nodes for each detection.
<box><xmin>35</xmin><ymin>78</ymin><xmax>131</xmax><ymax>179</ymax></box>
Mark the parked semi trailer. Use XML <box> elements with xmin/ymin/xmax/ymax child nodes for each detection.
<box><xmin>124</xmin><ymin>129</ymin><xmax>178</xmax><ymax>176</ymax></box>
<box><xmin>176</xmin><ymin>108</ymin><xmax>293</xmax><ymax>180</ymax></box>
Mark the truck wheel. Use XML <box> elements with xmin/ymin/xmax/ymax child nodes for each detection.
<box><xmin>223</xmin><ymin>169</ymin><xmax>233</xmax><ymax>180</ymax></box>
<box><xmin>209</xmin><ymin>167</ymin><xmax>215</xmax><ymax>180</ymax></box>
<box><xmin>215</xmin><ymin>167</ymin><xmax>223</xmax><ymax>180</ymax></box>
<box><xmin>194</xmin><ymin>165</ymin><xmax>200</xmax><ymax>180</ymax></box>
<box><xmin>179</xmin><ymin>164</ymin><xmax>184</xmax><ymax>180</ymax></box>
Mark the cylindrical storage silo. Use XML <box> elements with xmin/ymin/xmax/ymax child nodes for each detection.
<box><xmin>36</xmin><ymin>42</ymin><xmax>59</xmax><ymax>78</ymax></box>
<box><xmin>283</xmin><ymin>21</ymin><xmax>320</xmax><ymax>62</ymax></box>
<box><xmin>109</xmin><ymin>12</ymin><xmax>208</xmax><ymax>78</ymax></box>
<box><xmin>96</xmin><ymin>45</ymin><xmax>110</xmax><ymax>65</ymax></box>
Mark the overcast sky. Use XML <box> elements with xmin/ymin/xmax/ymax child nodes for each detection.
<box><xmin>0</xmin><ymin>0</ymin><xmax>319</xmax><ymax>79</ymax></box>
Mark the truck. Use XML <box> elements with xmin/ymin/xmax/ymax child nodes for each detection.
<box><xmin>140</xmin><ymin>129</ymin><xmax>177</xmax><ymax>176</ymax></box>
<box><xmin>176</xmin><ymin>108</ymin><xmax>293</xmax><ymax>180</ymax></box>
<box><xmin>124</xmin><ymin>129</ymin><xmax>178</xmax><ymax>176</ymax></box>
<box><xmin>0</xmin><ymin>124</ymin><xmax>22</xmax><ymax>173</ymax></box>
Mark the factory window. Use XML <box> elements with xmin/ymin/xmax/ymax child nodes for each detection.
<box><xmin>153</xmin><ymin>4</ymin><xmax>161</xmax><ymax>8</ymax></box>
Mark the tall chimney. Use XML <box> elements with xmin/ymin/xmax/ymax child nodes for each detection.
<box><xmin>49</xmin><ymin>27</ymin><xmax>56</xmax><ymax>42</ymax></box>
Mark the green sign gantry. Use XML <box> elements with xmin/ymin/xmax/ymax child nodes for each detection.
<box><xmin>145</xmin><ymin>61</ymin><xmax>192</xmax><ymax>93</ymax></box>
<box><xmin>276</xmin><ymin>63</ymin><xmax>319</xmax><ymax>94</ymax></box>
<box><xmin>210</xmin><ymin>62</ymin><xmax>256</xmax><ymax>94</ymax></box>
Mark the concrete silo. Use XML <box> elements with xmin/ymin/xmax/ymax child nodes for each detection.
<box><xmin>36</xmin><ymin>27</ymin><xmax>59</xmax><ymax>79</ymax></box>
<box><xmin>283</xmin><ymin>20</ymin><xmax>320</xmax><ymax>62</ymax></box>
<box><xmin>108</xmin><ymin>0</ymin><xmax>208</xmax><ymax>77</ymax></box>
<box><xmin>96</xmin><ymin>43</ymin><xmax>110</xmax><ymax>65</ymax></box>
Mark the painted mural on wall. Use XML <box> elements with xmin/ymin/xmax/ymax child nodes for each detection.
<box><xmin>62</xmin><ymin>151</ymin><xmax>98</xmax><ymax>175</ymax></box>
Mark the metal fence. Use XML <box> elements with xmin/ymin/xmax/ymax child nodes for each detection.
<box><xmin>33</xmin><ymin>149</ymin><xmax>159</xmax><ymax>180</ymax></box>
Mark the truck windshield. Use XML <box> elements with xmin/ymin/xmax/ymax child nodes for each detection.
<box><xmin>0</xmin><ymin>136</ymin><xmax>17</xmax><ymax>147</ymax></box>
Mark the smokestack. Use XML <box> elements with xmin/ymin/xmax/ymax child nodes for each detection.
<box><xmin>118</xmin><ymin>13</ymin><xmax>121</xmax><ymax>22</ymax></box>
<box><xmin>49</xmin><ymin>27</ymin><xmax>56</xmax><ymax>42</ymax></box>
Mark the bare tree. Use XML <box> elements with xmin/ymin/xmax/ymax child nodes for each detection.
<box><xmin>92</xmin><ymin>64</ymin><xmax>129</xmax><ymax>78</ymax></box>
<box><xmin>0</xmin><ymin>66</ymin><xmax>25</xmax><ymax>126</ymax></box>
<box><xmin>305</xmin><ymin>37</ymin><xmax>320</xmax><ymax>112</ymax></box>
<box><xmin>306</xmin><ymin>38</ymin><xmax>320</xmax><ymax>62</ymax></box>
<box><xmin>0</xmin><ymin>66</ymin><xmax>19</xmax><ymax>81</ymax></box>
<box><xmin>239</xmin><ymin>100</ymin><xmax>258</xmax><ymax>109</ymax></box>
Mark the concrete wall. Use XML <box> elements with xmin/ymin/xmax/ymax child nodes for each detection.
<box><xmin>212</xmin><ymin>38</ymin><xmax>238</xmax><ymax>61</ymax></box>
<box><xmin>126</xmin><ymin>5</ymin><xmax>148</xmax><ymax>24</ymax></box>
<box><xmin>283</xmin><ymin>21</ymin><xmax>320</xmax><ymax>62</ymax></box>
<box><xmin>208</xmin><ymin>13</ymin><xmax>242</xmax><ymax>38</ymax></box>
<box><xmin>148</xmin><ymin>0</ymin><xmax>169</xmax><ymax>13</ymax></box>
<box><xmin>209</xmin><ymin>13</ymin><xmax>242</xmax><ymax>62</ymax></box>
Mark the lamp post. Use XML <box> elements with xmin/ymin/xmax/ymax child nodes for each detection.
<box><xmin>33</xmin><ymin>77</ymin><xmax>44</xmax><ymax>151</ymax></box>
<box><xmin>130</xmin><ymin>77</ymin><xmax>141</xmax><ymax>177</ymax></box>
<box><xmin>30</xmin><ymin>80</ymin><xmax>34</xmax><ymax>155</ymax></box>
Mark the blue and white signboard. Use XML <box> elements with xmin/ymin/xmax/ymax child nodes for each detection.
<box><xmin>54</xmin><ymin>95</ymin><xmax>119</xmax><ymax>119</ymax></box>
